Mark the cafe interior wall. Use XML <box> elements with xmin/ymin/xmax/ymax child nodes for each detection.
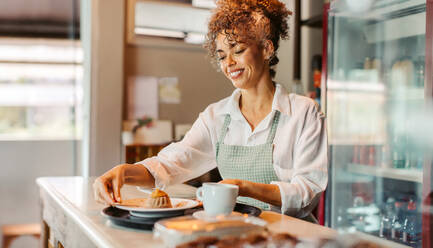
<box><xmin>125</xmin><ymin>40</ymin><xmax>236</xmax><ymax>125</ymax></box>
<box><xmin>124</xmin><ymin>0</ymin><xmax>297</xmax><ymax>126</ymax></box>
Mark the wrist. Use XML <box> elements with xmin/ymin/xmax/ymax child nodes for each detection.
<box><xmin>240</xmin><ymin>180</ymin><xmax>253</xmax><ymax>197</ymax></box>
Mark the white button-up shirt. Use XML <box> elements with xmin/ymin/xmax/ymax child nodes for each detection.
<box><xmin>139</xmin><ymin>84</ymin><xmax>328</xmax><ymax>218</ymax></box>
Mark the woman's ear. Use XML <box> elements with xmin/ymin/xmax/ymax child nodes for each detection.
<box><xmin>262</xmin><ymin>40</ymin><xmax>274</xmax><ymax>61</ymax></box>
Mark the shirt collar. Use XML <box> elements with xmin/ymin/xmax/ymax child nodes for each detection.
<box><xmin>217</xmin><ymin>83</ymin><xmax>292</xmax><ymax>119</ymax></box>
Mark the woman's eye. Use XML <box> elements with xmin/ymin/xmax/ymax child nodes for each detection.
<box><xmin>218</xmin><ymin>56</ymin><xmax>226</xmax><ymax>61</ymax></box>
<box><xmin>235</xmin><ymin>49</ymin><xmax>245</xmax><ymax>54</ymax></box>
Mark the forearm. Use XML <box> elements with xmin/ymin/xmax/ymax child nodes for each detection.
<box><xmin>244</xmin><ymin>182</ymin><xmax>281</xmax><ymax>207</ymax></box>
<box><xmin>122</xmin><ymin>164</ymin><xmax>155</xmax><ymax>187</ymax></box>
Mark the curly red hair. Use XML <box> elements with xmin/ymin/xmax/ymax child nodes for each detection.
<box><xmin>204</xmin><ymin>0</ymin><xmax>292</xmax><ymax>78</ymax></box>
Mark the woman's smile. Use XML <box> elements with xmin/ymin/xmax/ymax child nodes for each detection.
<box><xmin>228</xmin><ymin>68</ymin><xmax>244</xmax><ymax>80</ymax></box>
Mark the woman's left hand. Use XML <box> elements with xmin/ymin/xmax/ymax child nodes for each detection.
<box><xmin>218</xmin><ymin>179</ymin><xmax>249</xmax><ymax>196</ymax></box>
<box><xmin>219</xmin><ymin>179</ymin><xmax>282</xmax><ymax>207</ymax></box>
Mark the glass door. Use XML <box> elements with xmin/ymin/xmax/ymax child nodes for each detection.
<box><xmin>325</xmin><ymin>0</ymin><xmax>430</xmax><ymax>247</ymax></box>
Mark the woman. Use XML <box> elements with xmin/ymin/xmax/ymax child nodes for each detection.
<box><xmin>94</xmin><ymin>0</ymin><xmax>327</xmax><ymax>219</ymax></box>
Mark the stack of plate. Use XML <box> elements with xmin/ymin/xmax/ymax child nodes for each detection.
<box><xmin>102</xmin><ymin>202</ymin><xmax>262</xmax><ymax>231</ymax></box>
<box><xmin>102</xmin><ymin>198</ymin><xmax>199</xmax><ymax>230</ymax></box>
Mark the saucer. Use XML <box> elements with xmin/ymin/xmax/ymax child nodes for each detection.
<box><xmin>192</xmin><ymin>210</ymin><xmax>267</xmax><ymax>226</ymax></box>
<box><xmin>192</xmin><ymin>210</ymin><xmax>245</xmax><ymax>221</ymax></box>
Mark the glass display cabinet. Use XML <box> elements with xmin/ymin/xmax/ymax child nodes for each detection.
<box><xmin>324</xmin><ymin>0</ymin><xmax>433</xmax><ymax>247</ymax></box>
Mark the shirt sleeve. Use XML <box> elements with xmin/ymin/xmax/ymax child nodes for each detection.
<box><xmin>271</xmin><ymin>103</ymin><xmax>328</xmax><ymax>218</ymax></box>
<box><xmin>136</xmin><ymin>111</ymin><xmax>217</xmax><ymax>189</ymax></box>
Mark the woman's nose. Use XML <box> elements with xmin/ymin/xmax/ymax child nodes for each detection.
<box><xmin>226</xmin><ymin>54</ymin><xmax>236</xmax><ymax>66</ymax></box>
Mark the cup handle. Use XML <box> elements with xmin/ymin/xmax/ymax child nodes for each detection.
<box><xmin>196</xmin><ymin>187</ymin><xmax>203</xmax><ymax>201</ymax></box>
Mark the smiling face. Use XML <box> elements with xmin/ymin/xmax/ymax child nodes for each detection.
<box><xmin>216</xmin><ymin>33</ymin><xmax>272</xmax><ymax>90</ymax></box>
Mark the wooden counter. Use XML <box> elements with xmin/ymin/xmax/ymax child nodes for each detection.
<box><xmin>37</xmin><ymin>177</ymin><xmax>336</xmax><ymax>248</ymax></box>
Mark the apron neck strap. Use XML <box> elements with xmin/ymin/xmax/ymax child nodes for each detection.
<box><xmin>266</xmin><ymin>111</ymin><xmax>281</xmax><ymax>144</ymax></box>
<box><xmin>219</xmin><ymin>111</ymin><xmax>281</xmax><ymax>144</ymax></box>
<box><xmin>218</xmin><ymin>114</ymin><xmax>232</xmax><ymax>143</ymax></box>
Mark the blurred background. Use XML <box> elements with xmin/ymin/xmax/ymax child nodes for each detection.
<box><xmin>0</xmin><ymin>0</ymin><xmax>324</xmax><ymax>247</ymax></box>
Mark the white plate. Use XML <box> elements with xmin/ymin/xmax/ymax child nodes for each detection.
<box><xmin>115</xmin><ymin>198</ymin><xmax>199</xmax><ymax>218</ymax></box>
<box><xmin>136</xmin><ymin>184</ymin><xmax>197</xmax><ymax>199</ymax></box>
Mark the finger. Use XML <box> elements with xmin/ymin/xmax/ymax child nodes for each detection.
<box><xmin>93</xmin><ymin>180</ymin><xmax>107</xmax><ymax>204</ymax></box>
<box><xmin>97</xmin><ymin>192</ymin><xmax>108</xmax><ymax>205</ymax></box>
<box><xmin>112</xmin><ymin>178</ymin><xmax>123</xmax><ymax>203</ymax></box>
<box><xmin>97</xmin><ymin>179</ymin><xmax>115</xmax><ymax>204</ymax></box>
<box><xmin>94</xmin><ymin>188</ymin><xmax>105</xmax><ymax>204</ymax></box>
<box><xmin>218</xmin><ymin>179</ymin><xmax>234</xmax><ymax>185</ymax></box>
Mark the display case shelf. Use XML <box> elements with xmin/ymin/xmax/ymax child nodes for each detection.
<box><xmin>348</xmin><ymin>231</ymin><xmax>412</xmax><ymax>248</ymax></box>
<box><xmin>332</xmin><ymin>0</ymin><xmax>425</xmax><ymax>19</ymax></box>
<box><xmin>346</xmin><ymin>163</ymin><xmax>423</xmax><ymax>183</ymax></box>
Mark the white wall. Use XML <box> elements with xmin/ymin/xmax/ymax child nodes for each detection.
<box><xmin>0</xmin><ymin>140</ymin><xmax>77</xmax><ymax>248</ymax></box>
<box><xmin>81</xmin><ymin>0</ymin><xmax>125</xmax><ymax>177</ymax></box>
<box><xmin>275</xmin><ymin>0</ymin><xmax>297</xmax><ymax>90</ymax></box>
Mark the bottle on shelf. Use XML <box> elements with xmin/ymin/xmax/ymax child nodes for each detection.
<box><xmin>391</xmin><ymin>134</ymin><xmax>406</xmax><ymax>169</ymax></box>
<box><xmin>352</xmin><ymin>196</ymin><xmax>367</xmax><ymax>232</ymax></box>
<box><xmin>360</xmin><ymin>145</ymin><xmax>368</xmax><ymax>165</ymax></box>
<box><xmin>368</xmin><ymin>146</ymin><xmax>375</xmax><ymax>166</ymax></box>
<box><xmin>414</xmin><ymin>55</ymin><xmax>425</xmax><ymax>88</ymax></box>
<box><xmin>381</xmin><ymin>144</ymin><xmax>391</xmax><ymax>168</ymax></box>
<box><xmin>352</xmin><ymin>145</ymin><xmax>360</xmax><ymax>164</ymax></box>
<box><xmin>379</xmin><ymin>197</ymin><xmax>396</xmax><ymax>239</ymax></box>
<box><xmin>391</xmin><ymin>201</ymin><xmax>404</xmax><ymax>241</ymax></box>
<box><xmin>402</xmin><ymin>200</ymin><xmax>422</xmax><ymax>246</ymax></box>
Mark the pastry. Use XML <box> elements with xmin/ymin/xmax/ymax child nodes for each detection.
<box><xmin>145</xmin><ymin>188</ymin><xmax>172</xmax><ymax>208</ymax></box>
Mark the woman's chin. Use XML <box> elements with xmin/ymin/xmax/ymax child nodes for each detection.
<box><xmin>231</xmin><ymin>80</ymin><xmax>248</xmax><ymax>89</ymax></box>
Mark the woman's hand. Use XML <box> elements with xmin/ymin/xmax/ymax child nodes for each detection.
<box><xmin>93</xmin><ymin>164</ymin><xmax>126</xmax><ymax>205</ymax></box>
<box><xmin>219</xmin><ymin>179</ymin><xmax>282</xmax><ymax>207</ymax></box>
<box><xmin>218</xmin><ymin>179</ymin><xmax>248</xmax><ymax>196</ymax></box>
<box><xmin>93</xmin><ymin>163</ymin><xmax>155</xmax><ymax>205</ymax></box>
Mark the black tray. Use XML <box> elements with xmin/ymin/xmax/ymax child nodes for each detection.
<box><xmin>102</xmin><ymin>203</ymin><xmax>262</xmax><ymax>230</ymax></box>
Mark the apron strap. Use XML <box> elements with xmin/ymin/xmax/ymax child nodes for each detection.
<box><xmin>266</xmin><ymin>111</ymin><xmax>281</xmax><ymax>144</ymax></box>
<box><xmin>218</xmin><ymin>114</ymin><xmax>231</xmax><ymax>144</ymax></box>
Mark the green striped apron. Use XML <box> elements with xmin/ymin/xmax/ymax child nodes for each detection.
<box><xmin>216</xmin><ymin>111</ymin><xmax>281</xmax><ymax>210</ymax></box>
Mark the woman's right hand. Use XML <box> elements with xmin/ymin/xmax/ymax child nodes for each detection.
<box><xmin>93</xmin><ymin>164</ymin><xmax>127</xmax><ymax>205</ymax></box>
<box><xmin>93</xmin><ymin>163</ymin><xmax>156</xmax><ymax>205</ymax></box>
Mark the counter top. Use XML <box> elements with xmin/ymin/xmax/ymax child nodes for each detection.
<box><xmin>37</xmin><ymin>177</ymin><xmax>336</xmax><ymax>248</ymax></box>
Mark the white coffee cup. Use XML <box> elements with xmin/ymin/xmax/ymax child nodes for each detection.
<box><xmin>196</xmin><ymin>183</ymin><xmax>239</xmax><ymax>217</ymax></box>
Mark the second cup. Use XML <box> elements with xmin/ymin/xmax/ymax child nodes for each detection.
<box><xmin>195</xmin><ymin>183</ymin><xmax>239</xmax><ymax>217</ymax></box>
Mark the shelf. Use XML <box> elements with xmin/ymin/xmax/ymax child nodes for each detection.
<box><xmin>135</xmin><ymin>1</ymin><xmax>211</xmax><ymax>34</ymax></box>
<box><xmin>363</xmin><ymin>11</ymin><xmax>425</xmax><ymax>43</ymax></box>
<box><xmin>300</xmin><ymin>15</ymin><xmax>323</xmax><ymax>28</ymax></box>
<box><xmin>327</xmin><ymin>80</ymin><xmax>385</xmax><ymax>93</ymax></box>
<box><xmin>346</xmin><ymin>163</ymin><xmax>423</xmax><ymax>183</ymax></box>
<box><xmin>347</xmin><ymin>231</ymin><xmax>412</xmax><ymax>248</ymax></box>
<box><xmin>331</xmin><ymin>0</ymin><xmax>425</xmax><ymax>19</ymax></box>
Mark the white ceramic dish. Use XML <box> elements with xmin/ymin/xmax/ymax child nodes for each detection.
<box><xmin>192</xmin><ymin>210</ymin><xmax>243</xmax><ymax>221</ymax></box>
<box><xmin>192</xmin><ymin>210</ymin><xmax>267</xmax><ymax>226</ymax></box>
<box><xmin>114</xmin><ymin>198</ymin><xmax>199</xmax><ymax>218</ymax></box>
<box><xmin>136</xmin><ymin>184</ymin><xmax>197</xmax><ymax>199</ymax></box>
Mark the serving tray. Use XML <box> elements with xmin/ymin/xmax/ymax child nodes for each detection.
<box><xmin>102</xmin><ymin>203</ymin><xmax>262</xmax><ymax>230</ymax></box>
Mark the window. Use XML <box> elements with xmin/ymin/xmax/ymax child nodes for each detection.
<box><xmin>0</xmin><ymin>38</ymin><xmax>83</xmax><ymax>140</ymax></box>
